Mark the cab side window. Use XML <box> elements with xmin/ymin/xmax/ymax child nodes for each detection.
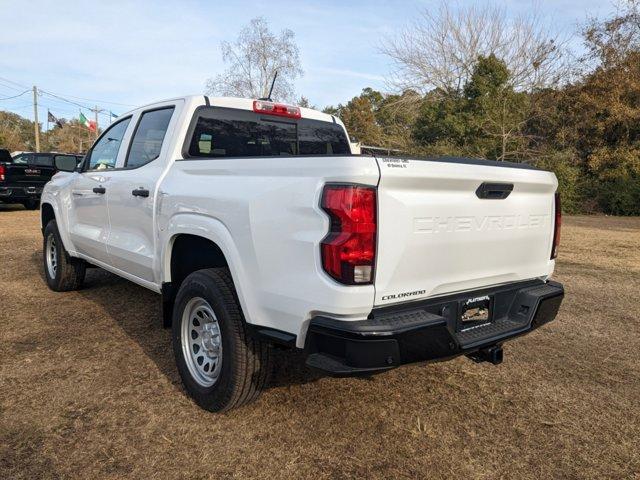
<box><xmin>32</xmin><ymin>155</ymin><xmax>54</xmax><ymax>167</ymax></box>
<box><xmin>126</xmin><ymin>107</ymin><xmax>174</xmax><ymax>169</ymax></box>
<box><xmin>12</xmin><ymin>154</ymin><xmax>31</xmax><ymax>165</ymax></box>
<box><xmin>86</xmin><ymin>118</ymin><xmax>131</xmax><ymax>171</ymax></box>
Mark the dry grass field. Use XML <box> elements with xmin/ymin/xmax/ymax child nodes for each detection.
<box><xmin>1</xmin><ymin>206</ymin><xmax>639</xmax><ymax>479</ymax></box>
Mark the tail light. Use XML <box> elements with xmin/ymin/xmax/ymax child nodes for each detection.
<box><xmin>321</xmin><ymin>184</ymin><xmax>377</xmax><ymax>285</ymax></box>
<box><xmin>0</xmin><ymin>164</ymin><xmax>5</xmax><ymax>181</ymax></box>
<box><xmin>253</xmin><ymin>100</ymin><xmax>301</xmax><ymax>119</ymax></box>
<box><xmin>551</xmin><ymin>192</ymin><xmax>561</xmax><ymax>259</ymax></box>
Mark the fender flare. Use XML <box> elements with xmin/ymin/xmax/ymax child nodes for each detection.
<box><xmin>162</xmin><ymin>212</ymin><xmax>261</xmax><ymax>326</ymax></box>
<box><xmin>40</xmin><ymin>192</ymin><xmax>76</xmax><ymax>255</ymax></box>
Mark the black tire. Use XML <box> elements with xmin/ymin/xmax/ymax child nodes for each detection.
<box><xmin>172</xmin><ymin>268</ymin><xmax>272</xmax><ymax>412</ymax></box>
<box><xmin>22</xmin><ymin>199</ymin><xmax>39</xmax><ymax>210</ymax></box>
<box><xmin>43</xmin><ymin>220</ymin><xmax>86</xmax><ymax>291</ymax></box>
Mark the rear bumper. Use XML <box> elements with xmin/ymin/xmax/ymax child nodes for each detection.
<box><xmin>304</xmin><ymin>279</ymin><xmax>564</xmax><ymax>375</ymax></box>
<box><xmin>0</xmin><ymin>185</ymin><xmax>42</xmax><ymax>201</ymax></box>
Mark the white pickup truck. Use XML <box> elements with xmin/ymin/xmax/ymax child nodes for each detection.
<box><xmin>41</xmin><ymin>95</ymin><xmax>564</xmax><ymax>412</ymax></box>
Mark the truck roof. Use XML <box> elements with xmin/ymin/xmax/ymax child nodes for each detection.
<box><xmin>122</xmin><ymin>95</ymin><xmax>342</xmax><ymax>126</ymax></box>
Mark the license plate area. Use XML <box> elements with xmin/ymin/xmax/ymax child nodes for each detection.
<box><xmin>458</xmin><ymin>295</ymin><xmax>492</xmax><ymax>331</ymax></box>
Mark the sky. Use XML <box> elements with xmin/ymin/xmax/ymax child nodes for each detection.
<box><xmin>0</xmin><ymin>0</ymin><xmax>618</xmax><ymax>127</ymax></box>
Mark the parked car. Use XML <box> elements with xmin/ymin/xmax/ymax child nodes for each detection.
<box><xmin>0</xmin><ymin>150</ymin><xmax>83</xmax><ymax>209</ymax></box>
<box><xmin>40</xmin><ymin>96</ymin><xmax>564</xmax><ymax>412</ymax></box>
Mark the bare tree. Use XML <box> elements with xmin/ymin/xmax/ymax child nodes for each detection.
<box><xmin>582</xmin><ymin>0</ymin><xmax>640</xmax><ymax>69</ymax></box>
<box><xmin>380</xmin><ymin>2</ymin><xmax>567</xmax><ymax>95</ymax></box>
<box><xmin>206</xmin><ymin>17</ymin><xmax>303</xmax><ymax>102</ymax></box>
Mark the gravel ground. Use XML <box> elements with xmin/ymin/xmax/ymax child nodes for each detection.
<box><xmin>1</xmin><ymin>206</ymin><xmax>639</xmax><ymax>479</ymax></box>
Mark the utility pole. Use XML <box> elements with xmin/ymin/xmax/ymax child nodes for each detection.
<box><xmin>93</xmin><ymin>105</ymin><xmax>99</xmax><ymax>139</ymax></box>
<box><xmin>90</xmin><ymin>105</ymin><xmax>104</xmax><ymax>139</ymax></box>
<box><xmin>32</xmin><ymin>86</ymin><xmax>40</xmax><ymax>152</ymax></box>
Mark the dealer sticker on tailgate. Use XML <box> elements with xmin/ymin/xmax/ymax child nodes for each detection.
<box><xmin>459</xmin><ymin>295</ymin><xmax>492</xmax><ymax>329</ymax></box>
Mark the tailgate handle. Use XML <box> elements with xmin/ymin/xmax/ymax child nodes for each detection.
<box><xmin>476</xmin><ymin>182</ymin><xmax>513</xmax><ymax>200</ymax></box>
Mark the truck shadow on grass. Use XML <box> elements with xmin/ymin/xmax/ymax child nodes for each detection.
<box><xmin>0</xmin><ymin>203</ymin><xmax>29</xmax><ymax>212</ymax></box>
<box><xmin>30</xmin><ymin>252</ymin><xmax>327</xmax><ymax>392</ymax></box>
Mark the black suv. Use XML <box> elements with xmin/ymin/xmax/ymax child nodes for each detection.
<box><xmin>0</xmin><ymin>150</ymin><xmax>83</xmax><ymax>209</ymax></box>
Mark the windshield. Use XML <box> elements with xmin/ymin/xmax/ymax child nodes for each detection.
<box><xmin>186</xmin><ymin>107</ymin><xmax>350</xmax><ymax>158</ymax></box>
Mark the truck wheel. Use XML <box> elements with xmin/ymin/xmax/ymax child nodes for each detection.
<box><xmin>43</xmin><ymin>220</ymin><xmax>86</xmax><ymax>291</ymax></box>
<box><xmin>22</xmin><ymin>200</ymin><xmax>39</xmax><ymax>210</ymax></box>
<box><xmin>172</xmin><ymin>268</ymin><xmax>272</xmax><ymax>412</ymax></box>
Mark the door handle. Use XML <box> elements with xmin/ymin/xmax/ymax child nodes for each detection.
<box><xmin>93</xmin><ymin>186</ymin><xmax>106</xmax><ymax>194</ymax></box>
<box><xmin>132</xmin><ymin>188</ymin><xmax>149</xmax><ymax>198</ymax></box>
<box><xmin>476</xmin><ymin>182</ymin><xmax>513</xmax><ymax>199</ymax></box>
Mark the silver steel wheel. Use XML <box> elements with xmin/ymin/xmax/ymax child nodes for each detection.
<box><xmin>181</xmin><ymin>297</ymin><xmax>223</xmax><ymax>387</ymax></box>
<box><xmin>46</xmin><ymin>233</ymin><xmax>57</xmax><ymax>279</ymax></box>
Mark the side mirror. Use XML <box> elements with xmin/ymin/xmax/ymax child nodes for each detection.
<box><xmin>54</xmin><ymin>155</ymin><xmax>78</xmax><ymax>172</ymax></box>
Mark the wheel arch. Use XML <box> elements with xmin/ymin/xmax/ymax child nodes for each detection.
<box><xmin>162</xmin><ymin>213</ymin><xmax>258</xmax><ymax>328</ymax></box>
<box><xmin>41</xmin><ymin>202</ymin><xmax>56</xmax><ymax>234</ymax></box>
<box><xmin>168</xmin><ymin>234</ymin><xmax>229</xmax><ymax>289</ymax></box>
<box><xmin>40</xmin><ymin>200</ymin><xmax>75</xmax><ymax>254</ymax></box>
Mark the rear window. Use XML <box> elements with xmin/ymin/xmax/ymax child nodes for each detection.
<box><xmin>186</xmin><ymin>107</ymin><xmax>350</xmax><ymax>158</ymax></box>
<box><xmin>32</xmin><ymin>155</ymin><xmax>54</xmax><ymax>167</ymax></box>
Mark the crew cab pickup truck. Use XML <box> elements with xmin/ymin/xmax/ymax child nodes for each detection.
<box><xmin>0</xmin><ymin>150</ymin><xmax>82</xmax><ymax>209</ymax></box>
<box><xmin>40</xmin><ymin>96</ymin><xmax>564</xmax><ymax>412</ymax></box>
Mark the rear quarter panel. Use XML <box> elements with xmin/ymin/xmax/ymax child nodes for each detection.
<box><xmin>158</xmin><ymin>155</ymin><xmax>380</xmax><ymax>347</ymax></box>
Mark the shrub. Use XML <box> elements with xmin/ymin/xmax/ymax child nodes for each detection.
<box><xmin>536</xmin><ymin>151</ymin><xmax>585</xmax><ymax>214</ymax></box>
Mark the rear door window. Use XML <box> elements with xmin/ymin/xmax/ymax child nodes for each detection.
<box><xmin>126</xmin><ymin>107</ymin><xmax>174</xmax><ymax>168</ymax></box>
<box><xmin>186</xmin><ymin>107</ymin><xmax>350</xmax><ymax>158</ymax></box>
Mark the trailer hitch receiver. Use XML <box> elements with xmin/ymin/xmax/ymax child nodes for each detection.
<box><xmin>467</xmin><ymin>345</ymin><xmax>503</xmax><ymax>365</ymax></box>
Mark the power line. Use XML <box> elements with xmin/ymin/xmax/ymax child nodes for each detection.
<box><xmin>6</xmin><ymin>102</ymin><xmax>34</xmax><ymax>110</ymax></box>
<box><xmin>0</xmin><ymin>75</ymin><xmax>130</xmax><ymax>143</ymax></box>
<box><xmin>1</xmin><ymin>97</ymin><xmax>113</xmax><ymax>120</ymax></box>
<box><xmin>38</xmin><ymin>89</ymin><xmax>120</xmax><ymax>119</ymax></box>
<box><xmin>39</xmin><ymin>96</ymin><xmax>91</xmax><ymax>114</ymax></box>
<box><xmin>0</xmin><ymin>89</ymin><xmax>31</xmax><ymax>101</ymax></box>
<box><xmin>0</xmin><ymin>80</ymin><xmax>26</xmax><ymax>93</ymax></box>
<box><xmin>38</xmin><ymin>89</ymin><xmax>94</xmax><ymax>111</ymax></box>
<box><xmin>0</xmin><ymin>76</ymin><xmax>29</xmax><ymax>89</ymax></box>
<box><xmin>0</xmin><ymin>75</ymin><xmax>131</xmax><ymax>112</ymax></box>
<box><xmin>37</xmin><ymin>90</ymin><xmax>119</xmax><ymax>124</ymax></box>
<box><xmin>43</xmin><ymin>91</ymin><xmax>135</xmax><ymax>107</ymax></box>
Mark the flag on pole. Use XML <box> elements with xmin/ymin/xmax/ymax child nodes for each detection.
<box><xmin>47</xmin><ymin>110</ymin><xmax>63</xmax><ymax>128</ymax></box>
<box><xmin>110</xmin><ymin>111</ymin><xmax>118</xmax><ymax>119</ymax></box>
<box><xmin>79</xmin><ymin>112</ymin><xmax>97</xmax><ymax>132</ymax></box>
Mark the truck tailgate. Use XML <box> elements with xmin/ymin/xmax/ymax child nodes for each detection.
<box><xmin>5</xmin><ymin>163</ymin><xmax>55</xmax><ymax>184</ymax></box>
<box><xmin>374</xmin><ymin>156</ymin><xmax>557</xmax><ymax>306</ymax></box>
